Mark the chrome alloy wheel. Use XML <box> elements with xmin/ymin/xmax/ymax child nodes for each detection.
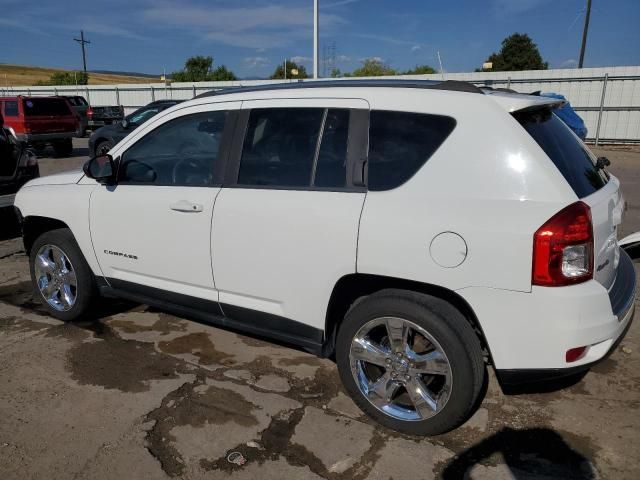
<box><xmin>34</xmin><ymin>244</ymin><xmax>78</xmax><ymax>312</ymax></box>
<box><xmin>349</xmin><ymin>317</ymin><xmax>453</xmax><ymax>421</ymax></box>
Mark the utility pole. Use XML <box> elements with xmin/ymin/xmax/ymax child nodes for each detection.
<box><xmin>74</xmin><ymin>30</ymin><xmax>90</xmax><ymax>73</ymax></box>
<box><xmin>313</xmin><ymin>0</ymin><xmax>319</xmax><ymax>79</ymax></box>
<box><xmin>578</xmin><ymin>0</ymin><xmax>592</xmax><ymax>68</ymax></box>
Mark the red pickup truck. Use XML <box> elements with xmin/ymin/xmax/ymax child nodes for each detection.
<box><xmin>0</xmin><ymin>96</ymin><xmax>79</xmax><ymax>157</ymax></box>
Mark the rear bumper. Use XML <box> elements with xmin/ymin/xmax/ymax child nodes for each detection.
<box><xmin>17</xmin><ymin>132</ymin><xmax>76</xmax><ymax>142</ymax></box>
<box><xmin>458</xmin><ymin>250</ymin><xmax>637</xmax><ymax>374</ymax></box>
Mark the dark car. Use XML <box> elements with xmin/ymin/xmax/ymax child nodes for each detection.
<box><xmin>89</xmin><ymin>100</ymin><xmax>182</xmax><ymax>156</ymax></box>
<box><xmin>0</xmin><ymin>113</ymin><xmax>39</xmax><ymax>208</ymax></box>
<box><xmin>62</xmin><ymin>95</ymin><xmax>89</xmax><ymax>137</ymax></box>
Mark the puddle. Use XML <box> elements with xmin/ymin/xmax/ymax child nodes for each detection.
<box><xmin>158</xmin><ymin>332</ymin><xmax>235</xmax><ymax>366</ymax></box>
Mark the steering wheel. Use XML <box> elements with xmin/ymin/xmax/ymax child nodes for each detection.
<box><xmin>172</xmin><ymin>155</ymin><xmax>208</xmax><ymax>184</ymax></box>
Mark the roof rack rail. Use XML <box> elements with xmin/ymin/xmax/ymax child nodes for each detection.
<box><xmin>194</xmin><ymin>79</ymin><xmax>483</xmax><ymax>99</ymax></box>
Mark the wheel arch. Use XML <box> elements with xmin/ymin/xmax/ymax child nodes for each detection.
<box><xmin>22</xmin><ymin>215</ymin><xmax>72</xmax><ymax>255</ymax></box>
<box><xmin>323</xmin><ymin>273</ymin><xmax>493</xmax><ymax>362</ymax></box>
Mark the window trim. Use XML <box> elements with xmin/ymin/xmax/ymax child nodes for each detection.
<box><xmin>224</xmin><ymin>106</ymin><xmax>368</xmax><ymax>193</ymax></box>
<box><xmin>115</xmin><ymin>109</ymin><xmax>238</xmax><ymax>188</ymax></box>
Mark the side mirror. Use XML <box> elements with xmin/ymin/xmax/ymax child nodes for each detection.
<box><xmin>120</xmin><ymin>119</ymin><xmax>129</xmax><ymax>129</ymax></box>
<box><xmin>83</xmin><ymin>154</ymin><xmax>116</xmax><ymax>184</ymax></box>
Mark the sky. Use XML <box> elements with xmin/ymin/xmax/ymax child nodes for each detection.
<box><xmin>0</xmin><ymin>0</ymin><xmax>638</xmax><ymax>78</ymax></box>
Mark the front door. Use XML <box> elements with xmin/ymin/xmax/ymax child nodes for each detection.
<box><xmin>89</xmin><ymin>102</ymin><xmax>239</xmax><ymax>302</ymax></box>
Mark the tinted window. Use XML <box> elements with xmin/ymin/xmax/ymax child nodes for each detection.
<box><xmin>4</xmin><ymin>101</ymin><xmax>19</xmax><ymax>117</ymax></box>
<box><xmin>515</xmin><ymin>110</ymin><xmax>607</xmax><ymax>198</ymax></box>
<box><xmin>238</xmin><ymin>108</ymin><xmax>324</xmax><ymax>187</ymax></box>
<box><xmin>120</xmin><ymin>111</ymin><xmax>227</xmax><ymax>186</ymax></box>
<box><xmin>22</xmin><ymin>98</ymin><xmax>71</xmax><ymax>116</ymax></box>
<box><xmin>314</xmin><ymin>109</ymin><xmax>349</xmax><ymax>188</ymax></box>
<box><xmin>127</xmin><ymin>106</ymin><xmax>162</xmax><ymax>125</ymax></box>
<box><xmin>368</xmin><ymin>111</ymin><xmax>456</xmax><ymax>191</ymax></box>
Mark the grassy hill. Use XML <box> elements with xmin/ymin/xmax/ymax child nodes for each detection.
<box><xmin>0</xmin><ymin>64</ymin><xmax>157</xmax><ymax>86</ymax></box>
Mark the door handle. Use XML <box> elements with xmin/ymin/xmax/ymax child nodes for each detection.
<box><xmin>170</xmin><ymin>200</ymin><xmax>203</xmax><ymax>213</ymax></box>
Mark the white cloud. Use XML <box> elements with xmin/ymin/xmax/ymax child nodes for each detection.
<box><xmin>290</xmin><ymin>56</ymin><xmax>312</xmax><ymax>64</ymax></box>
<box><xmin>352</xmin><ymin>33</ymin><xmax>427</xmax><ymax>49</ymax></box>
<box><xmin>337</xmin><ymin>55</ymin><xmax>352</xmax><ymax>62</ymax></box>
<box><xmin>492</xmin><ymin>0</ymin><xmax>552</xmax><ymax>15</ymax></box>
<box><xmin>144</xmin><ymin>2</ymin><xmax>347</xmax><ymax>49</ymax></box>
<box><xmin>411</xmin><ymin>45</ymin><xmax>422</xmax><ymax>52</ymax></box>
<box><xmin>324</xmin><ymin>0</ymin><xmax>361</xmax><ymax>7</ymax></box>
<box><xmin>243</xmin><ymin>56</ymin><xmax>270</xmax><ymax>68</ymax></box>
<box><xmin>560</xmin><ymin>58</ymin><xmax>578</xmax><ymax>68</ymax></box>
<box><xmin>358</xmin><ymin>56</ymin><xmax>385</xmax><ymax>63</ymax></box>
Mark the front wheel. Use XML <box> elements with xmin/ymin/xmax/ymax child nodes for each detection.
<box><xmin>336</xmin><ymin>290</ymin><xmax>485</xmax><ymax>436</ymax></box>
<box><xmin>29</xmin><ymin>228</ymin><xmax>96</xmax><ymax>321</ymax></box>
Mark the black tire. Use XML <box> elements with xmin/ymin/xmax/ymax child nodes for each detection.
<box><xmin>95</xmin><ymin>139</ymin><xmax>113</xmax><ymax>157</ymax></box>
<box><xmin>336</xmin><ymin>289</ymin><xmax>485</xmax><ymax>436</ymax></box>
<box><xmin>29</xmin><ymin>228</ymin><xmax>96</xmax><ymax>322</ymax></box>
<box><xmin>53</xmin><ymin>138</ymin><xmax>73</xmax><ymax>157</ymax></box>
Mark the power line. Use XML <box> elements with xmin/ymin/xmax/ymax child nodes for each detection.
<box><xmin>73</xmin><ymin>30</ymin><xmax>91</xmax><ymax>73</ymax></box>
<box><xmin>578</xmin><ymin>0</ymin><xmax>592</xmax><ymax>68</ymax></box>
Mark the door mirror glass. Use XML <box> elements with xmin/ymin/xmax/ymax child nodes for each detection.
<box><xmin>83</xmin><ymin>154</ymin><xmax>115</xmax><ymax>183</ymax></box>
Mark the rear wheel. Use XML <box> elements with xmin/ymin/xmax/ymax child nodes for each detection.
<box><xmin>29</xmin><ymin>228</ymin><xmax>96</xmax><ymax>321</ymax></box>
<box><xmin>52</xmin><ymin>138</ymin><xmax>73</xmax><ymax>157</ymax></box>
<box><xmin>336</xmin><ymin>289</ymin><xmax>485</xmax><ymax>435</ymax></box>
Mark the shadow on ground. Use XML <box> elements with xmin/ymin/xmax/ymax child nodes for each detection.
<box><xmin>440</xmin><ymin>427</ymin><xmax>596</xmax><ymax>479</ymax></box>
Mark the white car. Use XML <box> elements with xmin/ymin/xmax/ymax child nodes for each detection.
<box><xmin>14</xmin><ymin>80</ymin><xmax>636</xmax><ymax>435</ymax></box>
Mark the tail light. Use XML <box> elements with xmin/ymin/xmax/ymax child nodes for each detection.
<box><xmin>87</xmin><ymin>107</ymin><xmax>93</xmax><ymax>119</ymax></box>
<box><xmin>532</xmin><ymin>201</ymin><xmax>593</xmax><ymax>286</ymax></box>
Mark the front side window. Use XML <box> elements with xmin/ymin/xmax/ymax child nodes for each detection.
<box><xmin>119</xmin><ymin>111</ymin><xmax>227</xmax><ymax>186</ymax></box>
<box><xmin>368</xmin><ymin>111</ymin><xmax>456</xmax><ymax>191</ymax></box>
<box><xmin>127</xmin><ymin>107</ymin><xmax>162</xmax><ymax>126</ymax></box>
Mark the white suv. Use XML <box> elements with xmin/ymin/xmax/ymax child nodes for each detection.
<box><xmin>14</xmin><ymin>80</ymin><xmax>636</xmax><ymax>435</ymax></box>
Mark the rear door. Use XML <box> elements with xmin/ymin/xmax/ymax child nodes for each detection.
<box><xmin>211</xmin><ymin>98</ymin><xmax>369</xmax><ymax>338</ymax></box>
<box><xmin>516</xmin><ymin>109</ymin><xmax>621</xmax><ymax>289</ymax></box>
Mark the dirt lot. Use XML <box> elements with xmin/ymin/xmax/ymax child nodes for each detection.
<box><xmin>0</xmin><ymin>139</ymin><xmax>638</xmax><ymax>480</ymax></box>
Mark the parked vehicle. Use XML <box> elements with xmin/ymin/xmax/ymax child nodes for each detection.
<box><xmin>0</xmin><ymin>113</ymin><xmax>39</xmax><ymax>208</ymax></box>
<box><xmin>89</xmin><ymin>100</ymin><xmax>182</xmax><ymax>156</ymax></box>
<box><xmin>14</xmin><ymin>80</ymin><xmax>636</xmax><ymax>436</ymax></box>
<box><xmin>62</xmin><ymin>95</ymin><xmax>89</xmax><ymax>137</ymax></box>
<box><xmin>532</xmin><ymin>92</ymin><xmax>588</xmax><ymax>140</ymax></box>
<box><xmin>87</xmin><ymin>104</ymin><xmax>125</xmax><ymax>129</ymax></box>
<box><xmin>0</xmin><ymin>95</ymin><xmax>78</xmax><ymax>157</ymax></box>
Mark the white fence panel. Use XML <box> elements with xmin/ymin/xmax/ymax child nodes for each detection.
<box><xmin>2</xmin><ymin>66</ymin><xmax>639</xmax><ymax>143</ymax></box>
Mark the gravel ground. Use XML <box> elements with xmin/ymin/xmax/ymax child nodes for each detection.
<box><xmin>0</xmin><ymin>139</ymin><xmax>638</xmax><ymax>480</ymax></box>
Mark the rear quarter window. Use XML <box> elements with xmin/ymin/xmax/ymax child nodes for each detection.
<box><xmin>515</xmin><ymin>109</ymin><xmax>607</xmax><ymax>198</ymax></box>
<box><xmin>368</xmin><ymin>110</ymin><xmax>456</xmax><ymax>191</ymax></box>
<box><xmin>22</xmin><ymin>98</ymin><xmax>72</xmax><ymax>116</ymax></box>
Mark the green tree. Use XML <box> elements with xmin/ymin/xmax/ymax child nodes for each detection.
<box><xmin>484</xmin><ymin>33</ymin><xmax>548</xmax><ymax>71</ymax></box>
<box><xmin>403</xmin><ymin>64</ymin><xmax>436</xmax><ymax>75</ymax></box>
<box><xmin>330</xmin><ymin>68</ymin><xmax>342</xmax><ymax>78</ymax></box>
<box><xmin>38</xmin><ymin>71</ymin><xmax>89</xmax><ymax>86</ymax></box>
<box><xmin>210</xmin><ymin>65</ymin><xmax>237</xmax><ymax>81</ymax></box>
<box><xmin>270</xmin><ymin>60</ymin><xmax>308</xmax><ymax>79</ymax></box>
<box><xmin>171</xmin><ymin>56</ymin><xmax>237</xmax><ymax>82</ymax></box>
<box><xmin>348</xmin><ymin>59</ymin><xmax>396</xmax><ymax>77</ymax></box>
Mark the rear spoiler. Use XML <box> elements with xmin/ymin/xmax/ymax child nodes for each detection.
<box><xmin>484</xmin><ymin>90</ymin><xmax>566</xmax><ymax>113</ymax></box>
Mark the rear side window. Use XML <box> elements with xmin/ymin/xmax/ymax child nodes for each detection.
<box><xmin>368</xmin><ymin>111</ymin><xmax>456</xmax><ymax>191</ymax></box>
<box><xmin>22</xmin><ymin>98</ymin><xmax>71</xmax><ymax>116</ymax></box>
<box><xmin>4</xmin><ymin>101</ymin><xmax>19</xmax><ymax>117</ymax></box>
<box><xmin>515</xmin><ymin>109</ymin><xmax>607</xmax><ymax>198</ymax></box>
